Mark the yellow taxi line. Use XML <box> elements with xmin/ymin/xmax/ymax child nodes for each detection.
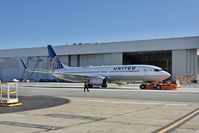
<box><xmin>157</xmin><ymin>108</ymin><xmax>199</xmax><ymax>133</ymax></box>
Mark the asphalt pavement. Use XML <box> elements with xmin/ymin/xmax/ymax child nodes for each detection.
<box><xmin>0</xmin><ymin>82</ymin><xmax>199</xmax><ymax>133</ymax></box>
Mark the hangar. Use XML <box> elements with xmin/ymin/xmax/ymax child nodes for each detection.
<box><xmin>0</xmin><ymin>36</ymin><xmax>198</xmax><ymax>82</ymax></box>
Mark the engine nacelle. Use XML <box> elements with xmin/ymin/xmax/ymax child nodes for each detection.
<box><xmin>90</xmin><ymin>76</ymin><xmax>107</xmax><ymax>87</ymax></box>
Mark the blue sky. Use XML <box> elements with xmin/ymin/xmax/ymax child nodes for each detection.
<box><xmin>0</xmin><ymin>0</ymin><xmax>199</xmax><ymax>49</ymax></box>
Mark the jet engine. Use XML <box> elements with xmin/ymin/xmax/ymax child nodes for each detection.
<box><xmin>90</xmin><ymin>76</ymin><xmax>107</xmax><ymax>88</ymax></box>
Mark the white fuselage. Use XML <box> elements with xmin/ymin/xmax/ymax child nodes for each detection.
<box><xmin>52</xmin><ymin>64</ymin><xmax>170</xmax><ymax>83</ymax></box>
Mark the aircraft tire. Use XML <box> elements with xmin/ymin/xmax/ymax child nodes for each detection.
<box><xmin>102</xmin><ymin>84</ymin><xmax>107</xmax><ymax>88</ymax></box>
<box><xmin>156</xmin><ymin>84</ymin><xmax>161</xmax><ymax>90</ymax></box>
<box><xmin>140</xmin><ymin>84</ymin><xmax>146</xmax><ymax>89</ymax></box>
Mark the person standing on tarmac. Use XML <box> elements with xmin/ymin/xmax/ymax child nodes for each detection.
<box><xmin>84</xmin><ymin>79</ymin><xmax>90</xmax><ymax>92</ymax></box>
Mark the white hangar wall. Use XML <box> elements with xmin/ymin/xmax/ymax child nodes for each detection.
<box><xmin>79</xmin><ymin>53</ymin><xmax>122</xmax><ymax>66</ymax></box>
<box><xmin>172</xmin><ymin>49</ymin><xmax>198</xmax><ymax>78</ymax></box>
<box><xmin>0</xmin><ymin>36</ymin><xmax>198</xmax><ymax>81</ymax></box>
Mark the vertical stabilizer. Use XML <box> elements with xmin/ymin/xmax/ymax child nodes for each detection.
<box><xmin>47</xmin><ymin>45</ymin><xmax>64</xmax><ymax>69</ymax></box>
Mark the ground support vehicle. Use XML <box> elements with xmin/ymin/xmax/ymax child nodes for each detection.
<box><xmin>140</xmin><ymin>80</ymin><xmax>181</xmax><ymax>90</ymax></box>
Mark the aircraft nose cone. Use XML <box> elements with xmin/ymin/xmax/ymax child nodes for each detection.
<box><xmin>162</xmin><ymin>71</ymin><xmax>171</xmax><ymax>80</ymax></box>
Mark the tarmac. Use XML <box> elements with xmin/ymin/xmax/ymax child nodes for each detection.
<box><xmin>0</xmin><ymin>82</ymin><xmax>199</xmax><ymax>133</ymax></box>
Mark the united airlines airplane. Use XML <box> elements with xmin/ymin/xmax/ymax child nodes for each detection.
<box><xmin>21</xmin><ymin>45</ymin><xmax>171</xmax><ymax>88</ymax></box>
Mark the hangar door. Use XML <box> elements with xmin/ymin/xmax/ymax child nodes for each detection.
<box><xmin>123</xmin><ymin>51</ymin><xmax>172</xmax><ymax>74</ymax></box>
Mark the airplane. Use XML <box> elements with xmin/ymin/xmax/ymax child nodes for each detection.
<box><xmin>21</xmin><ymin>45</ymin><xmax>171</xmax><ymax>88</ymax></box>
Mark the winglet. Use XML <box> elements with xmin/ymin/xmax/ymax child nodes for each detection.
<box><xmin>21</xmin><ymin>59</ymin><xmax>28</xmax><ymax>69</ymax></box>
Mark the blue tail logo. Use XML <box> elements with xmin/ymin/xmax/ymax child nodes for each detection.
<box><xmin>47</xmin><ymin>45</ymin><xmax>64</xmax><ymax>69</ymax></box>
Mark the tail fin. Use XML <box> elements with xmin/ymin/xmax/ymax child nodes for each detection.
<box><xmin>47</xmin><ymin>45</ymin><xmax>64</xmax><ymax>69</ymax></box>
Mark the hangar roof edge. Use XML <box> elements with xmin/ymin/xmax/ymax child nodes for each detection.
<box><xmin>0</xmin><ymin>36</ymin><xmax>199</xmax><ymax>58</ymax></box>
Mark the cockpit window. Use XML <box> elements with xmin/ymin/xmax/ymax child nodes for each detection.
<box><xmin>154</xmin><ymin>69</ymin><xmax>162</xmax><ymax>72</ymax></box>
